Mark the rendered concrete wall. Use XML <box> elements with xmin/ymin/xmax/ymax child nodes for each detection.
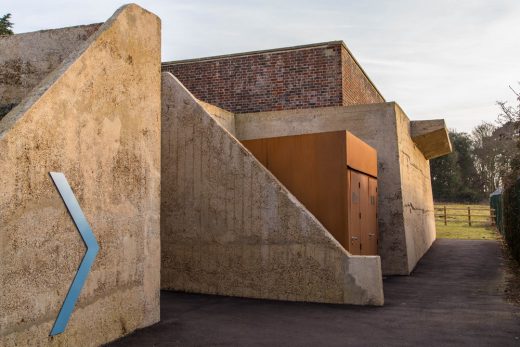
<box><xmin>0</xmin><ymin>23</ymin><xmax>101</xmax><ymax>118</ymax></box>
<box><xmin>0</xmin><ymin>4</ymin><xmax>161</xmax><ymax>346</ymax></box>
<box><xmin>198</xmin><ymin>100</ymin><xmax>236</xmax><ymax>135</ymax></box>
<box><xmin>395</xmin><ymin>106</ymin><xmax>437</xmax><ymax>272</ymax></box>
<box><xmin>161</xmin><ymin>72</ymin><xmax>384</xmax><ymax>305</ymax></box>
<box><xmin>235</xmin><ymin>103</ymin><xmax>438</xmax><ymax>274</ymax></box>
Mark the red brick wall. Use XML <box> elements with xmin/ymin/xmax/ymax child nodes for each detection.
<box><xmin>341</xmin><ymin>47</ymin><xmax>384</xmax><ymax>105</ymax></box>
<box><xmin>162</xmin><ymin>42</ymin><xmax>383</xmax><ymax>113</ymax></box>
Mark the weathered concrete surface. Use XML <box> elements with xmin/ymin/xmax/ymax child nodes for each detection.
<box><xmin>411</xmin><ymin>119</ymin><xmax>452</xmax><ymax>160</ymax></box>
<box><xmin>108</xmin><ymin>239</ymin><xmax>520</xmax><ymax>347</ymax></box>
<box><xmin>0</xmin><ymin>4</ymin><xmax>161</xmax><ymax>346</ymax></box>
<box><xmin>234</xmin><ymin>103</ymin><xmax>441</xmax><ymax>274</ymax></box>
<box><xmin>395</xmin><ymin>106</ymin><xmax>436</xmax><ymax>274</ymax></box>
<box><xmin>0</xmin><ymin>23</ymin><xmax>101</xmax><ymax>119</ymax></box>
<box><xmin>198</xmin><ymin>99</ymin><xmax>236</xmax><ymax>135</ymax></box>
<box><xmin>161</xmin><ymin>72</ymin><xmax>384</xmax><ymax>305</ymax></box>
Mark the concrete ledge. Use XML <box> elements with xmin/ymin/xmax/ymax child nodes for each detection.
<box><xmin>234</xmin><ymin>103</ymin><xmax>393</xmax><ymax>140</ymax></box>
<box><xmin>198</xmin><ymin>100</ymin><xmax>236</xmax><ymax>135</ymax></box>
<box><xmin>161</xmin><ymin>72</ymin><xmax>384</xmax><ymax>305</ymax></box>
<box><xmin>410</xmin><ymin>119</ymin><xmax>452</xmax><ymax>160</ymax></box>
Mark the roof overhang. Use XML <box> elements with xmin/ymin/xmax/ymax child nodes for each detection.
<box><xmin>410</xmin><ymin>119</ymin><xmax>452</xmax><ymax>160</ymax></box>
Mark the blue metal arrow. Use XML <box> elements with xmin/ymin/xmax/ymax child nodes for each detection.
<box><xmin>49</xmin><ymin>172</ymin><xmax>99</xmax><ymax>336</ymax></box>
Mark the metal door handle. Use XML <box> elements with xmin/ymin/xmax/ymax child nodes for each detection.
<box><xmin>351</xmin><ymin>236</ymin><xmax>358</xmax><ymax>240</ymax></box>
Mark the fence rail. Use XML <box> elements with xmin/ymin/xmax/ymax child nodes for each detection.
<box><xmin>434</xmin><ymin>205</ymin><xmax>495</xmax><ymax>226</ymax></box>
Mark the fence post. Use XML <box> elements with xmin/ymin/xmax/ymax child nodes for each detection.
<box><xmin>468</xmin><ymin>206</ymin><xmax>471</xmax><ymax>226</ymax></box>
<box><xmin>444</xmin><ymin>206</ymin><xmax>447</xmax><ymax>225</ymax></box>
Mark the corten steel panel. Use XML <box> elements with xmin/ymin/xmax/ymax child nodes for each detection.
<box><xmin>346</xmin><ymin>132</ymin><xmax>378</xmax><ymax>178</ymax></box>
<box><xmin>266</xmin><ymin>135</ymin><xmax>317</xmax><ymax>220</ymax></box>
<box><xmin>242</xmin><ymin>130</ymin><xmax>377</xmax><ymax>255</ymax></box>
<box><xmin>267</xmin><ymin>131</ymin><xmax>346</xmax><ymax>248</ymax></box>
<box><xmin>367</xmin><ymin>177</ymin><xmax>379</xmax><ymax>255</ymax></box>
<box><xmin>244</xmin><ymin>138</ymin><xmax>268</xmax><ymax>165</ymax></box>
<box><xmin>311</xmin><ymin>132</ymin><xmax>346</xmax><ymax>247</ymax></box>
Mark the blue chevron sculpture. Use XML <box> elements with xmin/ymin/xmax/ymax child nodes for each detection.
<box><xmin>49</xmin><ymin>172</ymin><xmax>99</xmax><ymax>336</ymax></box>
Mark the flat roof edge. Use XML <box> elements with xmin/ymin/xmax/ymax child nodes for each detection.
<box><xmin>162</xmin><ymin>40</ymin><xmax>345</xmax><ymax>66</ymax></box>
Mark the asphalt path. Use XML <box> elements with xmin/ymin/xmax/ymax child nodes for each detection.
<box><xmin>108</xmin><ymin>239</ymin><xmax>520</xmax><ymax>346</ymax></box>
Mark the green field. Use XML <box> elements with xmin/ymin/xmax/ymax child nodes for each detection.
<box><xmin>435</xmin><ymin>203</ymin><xmax>499</xmax><ymax>240</ymax></box>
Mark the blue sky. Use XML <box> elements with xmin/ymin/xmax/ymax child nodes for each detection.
<box><xmin>3</xmin><ymin>0</ymin><xmax>520</xmax><ymax>132</ymax></box>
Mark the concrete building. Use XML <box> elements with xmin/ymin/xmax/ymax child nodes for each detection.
<box><xmin>0</xmin><ymin>4</ymin><xmax>452</xmax><ymax>345</ymax></box>
<box><xmin>162</xmin><ymin>42</ymin><xmax>451</xmax><ymax>279</ymax></box>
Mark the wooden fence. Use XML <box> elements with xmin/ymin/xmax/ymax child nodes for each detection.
<box><xmin>434</xmin><ymin>205</ymin><xmax>496</xmax><ymax>226</ymax></box>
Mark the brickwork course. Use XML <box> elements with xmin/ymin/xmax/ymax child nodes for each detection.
<box><xmin>162</xmin><ymin>41</ymin><xmax>385</xmax><ymax>113</ymax></box>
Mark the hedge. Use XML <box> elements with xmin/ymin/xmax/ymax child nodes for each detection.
<box><xmin>503</xmin><ymin>179</ymin><xmax>520</xmax><ymax>262</ymax></box>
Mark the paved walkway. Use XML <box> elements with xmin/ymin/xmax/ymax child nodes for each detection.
<box><xmin>108</xmin><ymin>239</ymin><xmax>520</xmax><ymax>346</ymax></box>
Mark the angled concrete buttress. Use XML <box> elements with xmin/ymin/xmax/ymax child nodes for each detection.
<box><xmin>161</xmin><ymin>72</ymin><xmax>384</xmax><ymax>305</ymax></box>
<box><xmin>0</xmin><ymin>4</ymin><xmax>161</xmax><ymax>346</ymax></box>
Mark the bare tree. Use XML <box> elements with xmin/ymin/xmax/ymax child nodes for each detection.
<box><xmin>496</xmin><ymin>84</ymin><xmax>520</xmax><ymax>184</ymax></box>
<box><xmin>472</xmin><ymin>122</ymin><xmax>500</xmax><ymax>194</ymax></box>
<box><xmin>497</xmin><ymin>84</ymin><xmax>520</xmax><ymax>124</ymax></box>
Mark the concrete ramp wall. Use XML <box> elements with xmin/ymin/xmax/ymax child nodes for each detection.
<box><xmin>0</xmin><ymin>4</ymin><xmax>160</xmax><ymax>346</ymax></box>
<box><xmin>161</xmin><ymin>72</ymin><xmax>383</xmax><ymax>306</ymax></box>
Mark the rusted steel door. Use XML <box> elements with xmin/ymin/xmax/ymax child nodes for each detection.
<box><xmin>366</xmin><ymin>177</ymin><xmax>379</xmax><ymax>255</ymax></box>
<box><xmin>349</xmin><ymin>170</ymin><xmax>378</xmax><ymax>256</ymax></box>
<box><xmin>348</xmin><ymin>170</ymin><xmax>362</xmax><ymax>255</ymax></box>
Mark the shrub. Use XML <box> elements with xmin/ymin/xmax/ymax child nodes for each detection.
<box><xmin>503</xmin><ymin>179</ymin><xmax>520</xmax><ymax>262</ymax></box>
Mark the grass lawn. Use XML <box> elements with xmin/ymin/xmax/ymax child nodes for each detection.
<box><xmin>435</xmin><ymin>203</ymin><xmax>499</xmax><ymax>240</ymax></box>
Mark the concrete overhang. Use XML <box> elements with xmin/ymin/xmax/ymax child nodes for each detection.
<box><xmin>410</xmin><ymin>119</ymin><xmax>452</xmax><ymax>160</ymax></box>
